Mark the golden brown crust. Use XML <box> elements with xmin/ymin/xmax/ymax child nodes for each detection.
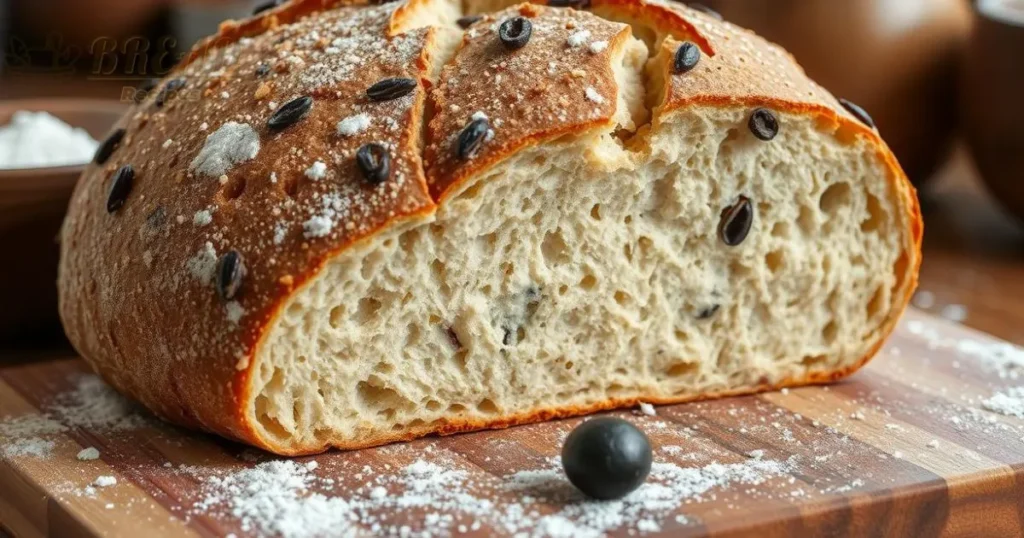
<box><xmin>59</xmin><ymin>0</ymin><xmax>922</xmax><ymax>455</ymax></box>
<box><xmin>424</xmin><ymin>4</ymin><xmax>631</xmax><ymax>201</ymax></box>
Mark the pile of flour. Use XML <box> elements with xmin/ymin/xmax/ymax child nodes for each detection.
<box><xmin>0</xmin><ymin>111</ymin><xmax>99</xmax><ymax>170</ymax></box>
<box><xmin>0</xmin><ymin>374</ymin><xmax>146</xmax><ymax>458</ymax></box>
<box><xmin>186</xmin><ymin>451</ymin><xmax>792</xmax><ymax>538</ymax></box>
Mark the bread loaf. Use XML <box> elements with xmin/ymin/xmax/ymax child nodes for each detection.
<box><xmin>58</xmin><ymin>0</ymin><xmax>922</xmax><ymax>455</ymax></box>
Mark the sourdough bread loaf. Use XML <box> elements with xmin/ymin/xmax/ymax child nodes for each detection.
<box><xmin>58</xmin><ymin>0</ymin><xmax>922</xmax><ymax>455</ymax></box>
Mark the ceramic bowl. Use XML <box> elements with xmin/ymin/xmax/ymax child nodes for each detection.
<box><xmin>0</xmin><ymin>99</ymin><xmax>126</xmax><ymax>347</ymax></box>
<box><xmin>962</xmin><ymin>0</ymin><xmax>1024</xmax><ymax>223</ymax></box>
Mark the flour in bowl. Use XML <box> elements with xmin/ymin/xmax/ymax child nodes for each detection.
<box><xmin>0</xmin><ymin>111</ymin><xmax>99</xmax><ymax>170</ymax></box>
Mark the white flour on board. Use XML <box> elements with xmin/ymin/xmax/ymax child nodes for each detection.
<box><xmin>982</xmin><ymin>388</ymin><xmax>1024</xmax><ymax>419</ymax></box>
<box><xmin>905</xmin><ymin>320</ymin><xmax>1024</xmax><ymax>379</ymax></box>
<box><xmin>0</xmin><ymin>374</ymin><xmax>147</xmax><ymax>459</ymax></box>
<box><xmin>186</xmin><ymin>453</ymin><xmax>792</xmax><ymax>538</ymax></box>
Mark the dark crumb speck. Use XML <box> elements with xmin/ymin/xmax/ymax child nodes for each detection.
<box><xmin>446</xmin><ymin>327</ymin><xmax>462</xmax><ymax>349</ymax></box>
<box><xmin>696</xmin><ymin>305</ymin><xmax>720</xmax><ymax>320</ymax></box>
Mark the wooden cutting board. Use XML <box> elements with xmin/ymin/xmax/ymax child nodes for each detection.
<box><xmin>3</xmin><ymin>309</ymin><xmax>1024</xmax><ymax>538</ymax></box>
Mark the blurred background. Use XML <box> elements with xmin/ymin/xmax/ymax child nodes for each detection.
<box><xmin>0</xmin><ymin>0</ymin><xmax>1022</xmax><ymax>354</ymax></box>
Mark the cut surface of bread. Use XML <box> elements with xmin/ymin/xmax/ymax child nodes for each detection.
<box><xmin>58</xmin><ymin>0</ymin><xmax>921</xmax><ymax>455</ymax></box>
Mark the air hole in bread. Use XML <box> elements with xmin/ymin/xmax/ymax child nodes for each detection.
<box><xmin>607</xmin><ymin>383</ymin><xmax>627</xmax><ymax>395</ymax></box>
<box><xmin>482</xmin><ymin>232</ymin><xmax>498</xmax><ymax>248</ymax></box>
<box><xmin>674</xmin><ymin>330</ymin><xmax>689</xmax><ymax>342</ymax></box>
<box><xmin>591</xmin><ymin>204</ymin><xmax>603</xmax><ymax>220</ymax></box>
<box><xmin>637</xmin><ymin>236</ymin><xmax>653</xmax><ymax>258</ymax></box>
<box><xmin>541</xmin><ymin>229</ymin><xmax>570</xmax><ymax>266</ymax></box>
<box><xmin>892</xmin><ymin>251</ymin><xmax>911</xmax><ymax>295</ymax></box>
<box><xmin>477</xmin><ymin>399</ymin><xmax>499</xmax><ymax>415</ymax></box>
<box><xmin>765</xmin><ymin>249</ymin><xmax>785</xmax><ymax>274</ymax></box>
<box><xmin>801</xmin><ymin>355</ymin><xmax>827</xmax><ymax>367</ymax></box>
<box><xmin>329</xmin><ymin>305</ymin><xmax>345</xmax><ymax>329</ymax></box>
<box><xmin>458</xmin><ymin>181</ymin><xmax>484</xmax><ymax>201</ymax></box>
<box><xmin>819</xmin><ymin>182</ymin><xmax>852</xmax><ymax>214</ymax></box>
<box><xmin>729</xmin><ymin>260</ymin><xmax>751</xmax><ymax>278</ymax></box>
<box><xmin>255</xmin><ymin>395</ymin><xmax>289</xmax><ymax>440</ymax></box>
<box><xmin>354</xmin><ymin>297</ymin><xmax>382</xmax><ymax>325</ymax></box>
<box><xmin>822</xmin><ymin>320</ymin><xmax>838</xmax><ymax>344</ymax></box>
<box><xmin>623</xmin><ymin>243</ymin><xmax>634</xmax><ymax>262</ymax></box>
<box><xmin>447</xmin><ymin>403</ymin><xmax>467</xmax><ymax>414</ymax></box>
<box><xmin>356</xmin><ymin>375</ymin><xmax>409</xmax><ymax>415</ymax></box>
<box><xmin>361</xmin><ymin>249</ymin><xmax>388</xmax><ymax>280</ymax></box>
<box><xmin>373</xmin><ymin>361</ymin><xmax>394</xmax><ymax>375</ymax></box>
<box><xmin>580</xmin><ymin>274</ymin><xmax>598</xmax><ymax>290</ymax></box>
<box><xmin>454</xmin><ymin>348</ymin><xmax>469</xmax><ymax>370</ymax></box>
<box><xmin>861</xmin><ymin>193</ymin><xmax>886</xmax><ymax>233</ymax></box>
<box><xmin>614</xmin><ymin>290</ymin><xmax>631</xmax><ymax>306</ymax></box>
<box><xmin>292</xmin><ymin>399</ymin><xmax>306</xmax><ymax>429</ymax></box>
<box><xmin>426</xmin><ymin>399</ymin><xmax>441</xmax><ymax>412</ymax></box>
<box><xmin>564</xmin><ymin>361</ymin><xmax>574</xmax><ymax>370</ymax></box>
<box><xmin>666</xmin><ymin>361</ymin><xmax>698</xmax><ymax>378</ymax></box>
<box><xmin>866</xmin><ymin>285</ymin><xmax>885</xmax><ymax>320</ymax></box>
<box><xmin>430</xmin><ymin>259</ymin><xmax>446</xmax><ymax>282</ymax></box>
<box><xmin>798</xmin><ymin>206</ymin><xmax>816</xmax><ymax>235</ymax></box>
<box><xmin>558</xmin><ymin>284</ymin><xmax>568</xmax><ymax>296</ymax></box>
<box><xmin>771</xmin><ymin>222</ymin><xmax>791</xmax><ymax>238</ymax></box>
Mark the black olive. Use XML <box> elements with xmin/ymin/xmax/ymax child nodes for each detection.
<box><xmin>268</xmin><ymin>96</ymin><xmax>314</xmax><ymax>130</ymax></box>
<box><xmin>719</xmin><ymin>195</ymin><xmax>753</xmax><ymax>246</ymax></box>
<box><xmin>839</xmin><ymin>98</ymin><xmax>876</xmax><ymax>129</ymax></box>
<box><xmin>499</xmin><ymin>17</ymin><xmax>533</xmax><ymax>50</ymax></box>
<box><xmin>356</xmin><ymin>143</ymin><xmax>391</xmax><ymax>185</ymax></box>
<box><xmin>93</xmin><ymin>128</ymin><xmax>126</xmax><ymax>165</ymax></box>
<box><xmin>155</xmin><ymin>78</ymin><xmax>186</xmax><ymax>108</ymax></box>
<box><xmin>561</xmin><ymin>417</ymin><xmax>652</xmax><ymax>500</ymax></box>
<box><xmin>133</xmin><ymin>79</ymin><xmax>159</xmax><ymax>104</ymax></box>
<box><xmin>366</xmin><ymin>78</ymin><xmax>418</xmax><ymax>102</ymax></box>
<box><xmin>137</xmin><ymin>78</ymin><xmax>159</xmax><ymax>93</ymax></box>
<box><xmin>216</xmin><ymin>250</ymin><xmax>246</xmax><ymax>301</ymax></box>
<box><xmin>673</xmin><ymin>42</ymin><xmax>701</xmax><ymax>74</ymax></box>
<box><xmin>457</xmin><ymin>118</ymin><xmax>490</xmax><ymax>160</ymax></box>
<box><xmin>106</xmin><ymin>165</ymin><xmax>135</xmax><ymax>213</ymax></box>
<box><xmin>456</xmin><ymin>15</ymin><xmax>483</xmax><ymax>28</ymax></box>
<box><xmin>748</xmin><ymin>108</ymin><xmax>779</xmax><ymax>141</ymax></box>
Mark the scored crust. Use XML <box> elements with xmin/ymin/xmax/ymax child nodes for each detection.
<box><xmin>58</xmin><ymin>0</ymin><xmax>921</xmax><ymax>454</ymax></box>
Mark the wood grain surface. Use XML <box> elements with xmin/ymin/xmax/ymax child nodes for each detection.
<box><xmin>3</xmin><ymin>309</ymin><xmax>1024</xmax><ymax>538</ymax></box>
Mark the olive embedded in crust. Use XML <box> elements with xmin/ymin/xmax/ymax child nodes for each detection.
<box><xmin>561</xmin><ymin>417</ymin><xmax>653</xmax><ymax>500</ymax></box>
